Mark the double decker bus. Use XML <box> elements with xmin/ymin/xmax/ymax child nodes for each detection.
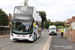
<box><xmin>10</xmin><ymin>6</ymin><xmax>42</xmax><ymax>41</ymax></box>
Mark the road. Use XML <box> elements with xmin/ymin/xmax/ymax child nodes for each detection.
<box><xmin>0</xmin><ymin>29</ymin><xmax>51</xmax><ymax>50</ymax></box>
<box><xmin>49</xmin><ymin>34</ymin><xmax>75</xmax><ymax>50</ymax></box>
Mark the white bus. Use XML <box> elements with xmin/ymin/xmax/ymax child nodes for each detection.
<box><xmin>10</xmin><ymin>6</ymin><xmax>42</xmax><ymax>41</ymax></box>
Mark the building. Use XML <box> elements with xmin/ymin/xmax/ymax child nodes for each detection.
<box><xmin>71</xmin><ymin>16</ymin><xmax>75</xmax><ymax>29</ymax></box>
<box><xmin>8</xmin><ymin>13</ymin><xmax>12</xmax><ymax>28</ymax></box>
<box><xmin>65</xmin><ymin>18</ymin><xmax>71</xmax><ymax>27</ymax></box>
<box><xmin>8</xmin><ymin>13</ymin><xmax>12</xmax><ymax>21</ymax></box>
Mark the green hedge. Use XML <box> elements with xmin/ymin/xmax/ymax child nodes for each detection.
<box><xmin>56</xmin><ymin>25</ymin><xmax>66</xmax><ymax>30</ymax></box>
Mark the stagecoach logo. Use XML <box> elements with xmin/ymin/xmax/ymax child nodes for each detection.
<box><xmin>15</xmin><ymin>16</ymin><xmax>30</xmax><ymax>20</ymax></box>
<box><xmin>21</xmin><ymin>7</ymin><xmax>27</xmax><ymax>11</ymax></box>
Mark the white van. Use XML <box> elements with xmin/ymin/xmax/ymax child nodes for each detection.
<box><xmin>49</xmin><ymin>25</ymin><xmax>57</xmax><ymax>35</ymax></box>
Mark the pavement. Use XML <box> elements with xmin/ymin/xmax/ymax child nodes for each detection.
<box><xmin>49</xmin><ymin>34</ymin><xmax>75</xmax><ymax>50</ymax></box>
<box><xmin>0</xmin><ymin>35</ymin><xmax>10</xmax><ymax>39</ymax></box>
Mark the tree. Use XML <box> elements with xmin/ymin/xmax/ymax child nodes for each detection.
<box><xmin>38</xmin><ymin>11</ymin><xmax>47</xmax><ymax>27</ymax></box>
<box><xmin>24</xmin><ymin>0</ymin><xmax>28</xmax><ymax>6</ymax></box>
<box><xmin>50</xmin><ymin>22</ymin><xmax>54</xmax><ymax>25</ymax></box>
<box><xmin>49</xmin><ymin>21</ymin><xmax>65</xmax><ymax>27</ymax></box>
<box><xmin>54</xmin><ymin>21</ymin><xmax>65</xmax><ymax>26</ymax></box>
<box><xmin>43</xmin><ymin>20</ymin><xmax>51</xmax><ymax>29</ymax></box>
<box><xmin>0</xmin><ymin>9</ymin><xmax>9</xmax><ymax>26</ymax></box>
<box><xmin>48</xmin><ymin>19</ymin><xmax>51</xmax><ymax>23</ymax></box>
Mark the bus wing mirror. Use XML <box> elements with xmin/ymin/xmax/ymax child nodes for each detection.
<box><xmin>33</xmin><ymin>23</ymin><xmax>35</xmax><ymax>26</ymax></box>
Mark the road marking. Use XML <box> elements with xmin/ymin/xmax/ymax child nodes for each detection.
<box><xmin>2</xmin><ymin>47</ymin><xmax>8</xmax><ymax>50</ymax></box>
<box><xmin>13</xmin><ymin>43</ymin><xmax>18</xmax><ymax>46</ymax></box>
<box><xmin>43</xmin><ymin>36</ymin><xmax>52</xmax><ymax>50</ymax></box>
<box><xmin>0</xmin><ymin>40</ymin><xmax>11</xmax><ymax>44</ymax></box>
<box><xmin>47</xmin><ymin>36</ymin><xmax>52</xmax><ymax>50</ymax></box>
<box><xmin>0</xmin><ymin>42</ymin><xmax>12</xmax><ymax>47</ymax></box>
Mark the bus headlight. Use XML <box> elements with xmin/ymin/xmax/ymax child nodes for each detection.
<box><xmin>11</xmin><ymin>33</ymin><xmax>13</xmax><ymax>36</ymax></box>
<box><xmin>11</xmin><ymin>31</ymin><xmax>13</xmax><ymax>36</ymax></box>
<box><xmin>29</xmin><ymin>34</ymin><xmax>32</xmax><ymax>37</ymax></box>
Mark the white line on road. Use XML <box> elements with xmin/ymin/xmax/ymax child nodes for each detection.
<box><xmin>0</xmin><ymin>42</ymin><xmax>12</xmax><ymax>47</ymax></box>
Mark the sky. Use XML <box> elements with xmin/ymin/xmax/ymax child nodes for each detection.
<box><xmin>0</xmin><ymin>0</ymin><xmax>75</xmax><ymax>22</ymax></box>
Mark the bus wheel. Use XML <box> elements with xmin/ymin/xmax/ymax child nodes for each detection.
<box><xmin>34</xmin><ymin>34</ymin><xmax>37</xmax><ymax>41</ymax></box>
<box><xmin>39</xmin><ymin>33</ymin><xmax>41</xmax><ymax>38</ymax></box>
<box><xmin>33</xmin><ymin>35</ymin><xmax>35</xmax><ymax>42</ymax></box>
<box><xmin>33</xmin><ymin>34</ymin><xmax>36</xmax><ymax>41</ymax></box>
<box><xmin>35</xmin><ymin>34</ymin><xmax>37</xmax><ymax>40</ymax></box>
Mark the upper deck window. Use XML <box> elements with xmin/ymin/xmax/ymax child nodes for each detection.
<box><xmin>14</xmin><ymin>6</ymin><xmax>33</xmax><ymax>14</ymax></box>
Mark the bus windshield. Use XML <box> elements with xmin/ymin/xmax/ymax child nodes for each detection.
<box><xmin>12</xmin><ymin>22</ymin><xmax>32</xmax><ymax>32</ymax></box>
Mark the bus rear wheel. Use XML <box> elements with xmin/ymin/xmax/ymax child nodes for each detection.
<box><xmin>39</xmin><ymin>33</ymin><xmax>41</xmax><ymax>38</ymax></box>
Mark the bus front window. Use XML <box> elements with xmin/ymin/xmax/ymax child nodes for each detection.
<box><xmin>11</xmin><ymin>22</ymin><xmax>31</xmax><ymax>32</ymax></box>
<box><xmin>14</xmin><ymin>6</ymin><xmax>33</xmax><ymax>14</ymax></box>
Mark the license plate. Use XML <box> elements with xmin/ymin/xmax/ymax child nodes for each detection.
<box><xmin>17</xmin><ymin>35</ymin><xmax>20</xmax><ymax>37</ymax></box>
<box><xmin>52</xmin><ymin>33</ymin><xmax>54</xmax><ymax>34</ymax></box>
<box><xmin>22</xmin><ymin>35</ymin><xmax>25</xmax><ymax>37</ymax></box>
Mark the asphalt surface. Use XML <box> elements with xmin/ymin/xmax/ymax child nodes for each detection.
<box><xmin>0</xmin><ymin>29</ymin><xmax>50</xmax><ymax>50</ymax></box>
<box><xmin>49</xmin><ymin>34</ymin><xmax>75</xmax><ymax>50</ymax></box>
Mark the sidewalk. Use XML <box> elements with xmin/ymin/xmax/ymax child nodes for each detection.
<box><xmin>0</xmin><ymin>35</ymin><xmax>10</xmax><ymax>39</ymax></box>
<box><xmin>49</xmin><ymin>34</ymin><xmax>75</xmax><ymax>50</ymax></box>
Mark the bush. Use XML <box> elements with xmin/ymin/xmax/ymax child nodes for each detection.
<box><xmin>70</xmin><ymin>28</ymin><xmax>72</xmax><ymax>31</ymax></box>
<box><xmin>56</xmin><ymin>25</ymin><xmax>65</xmax><ymax>30</ymax></box>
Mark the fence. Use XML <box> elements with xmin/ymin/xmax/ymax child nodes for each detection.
<box><xmin>0</xmin><ymin>30</ymin><xmax>10</xmax><ymax>35</ymax></box>
<box><xmin>63</xmin><ymin>29</ymin><xmax>75</xmax><ymax>42</ymax></box>
<box><xmin>58</xmin><ymin>29</ymin><xmax>61</xmax><ymax>34</ymax></box>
